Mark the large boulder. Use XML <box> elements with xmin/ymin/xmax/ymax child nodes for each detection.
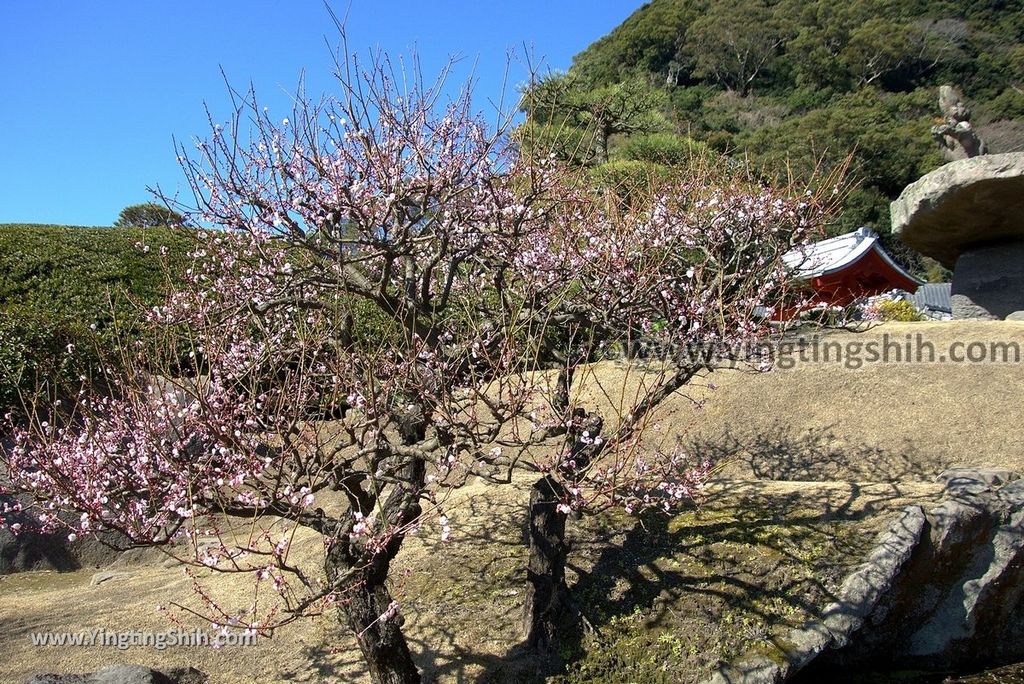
<box><xmin>0</xmin><ymin>494</ymin><xmax>77</xmax><ymax>574</ymax></box>
<box><xmin>948</xmin><ymin>241</ymin><xmax>1024</xmax><ymax>319</ymax></box>
<box><xmin>1</xmin><ymin>494</ymin><xmax>129</xmax><ymax>575</ymax></box>
<box><xmin>891</xmin><ymin>152</ymin><xmax>1024</xmax><ymax>270</ymax></box>
<box><xmin>891</xmin><ymin>152</ymin><xmax>1024</xmax><ymax>319</ymax></box>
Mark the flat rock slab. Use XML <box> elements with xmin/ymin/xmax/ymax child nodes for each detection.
<box><xmin>707</xmin><ymin>505</ymin><xmax>928</xmax><ymax>684</ymax></box>
<box><xmin>24</xmin><ymin>665</ymin><xmax>207</xmax><ymax>684</ymax></box>
<box><xmin>891</xmin><ymin>152</ymin><xmax>1024</xmax><ymax>268</ymax></box>
<box><xmin>709</xmin><ymin>472</ymin><xmax>1024</xmax><ymax>682</ymax></box>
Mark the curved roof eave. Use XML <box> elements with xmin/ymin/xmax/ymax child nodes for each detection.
<box><xmin>785</xmin><ymin>228</ymin><xmax>924</xmax><ymax>286</ymax></box>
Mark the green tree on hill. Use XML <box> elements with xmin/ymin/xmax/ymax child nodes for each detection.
<box><xmin>679</xmin><ymin>0</ymin><xmax>791</xmax><ymax>95</ymax></box>
<box><xmin>519</xmin><ymin>73</ymin><xmax>670</xmax><ymax>164</ymax></box>
<box><xmin>570</xmin><ymin>0</ymin><xmax>699</xmax><ymax>86</ymax></box>
<box><xmin>113</xmin><ymin>202</ymin><xmax>184</xmax><ymax>228</ymax></box>
<box><xmin>0</xmin><ymin>224</ymin><xmax>193</xmax><ymax>416</ymax></box>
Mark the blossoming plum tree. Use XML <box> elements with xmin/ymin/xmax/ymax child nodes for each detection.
<box><xmin>1</xmin><ymin>42</ymin><xmax>831</xmax><ymax>684</ymax></box>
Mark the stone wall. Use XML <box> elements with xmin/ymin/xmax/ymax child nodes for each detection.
<box><xmin>708</xmin><ymin>468</ymin><xmax>1024</xmax><ymax>683</ymax></box>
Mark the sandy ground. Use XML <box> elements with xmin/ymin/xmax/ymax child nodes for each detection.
<box><xmin>656</xmin><ymin>320</ymin><xmax>1024</xmax><ymax>480</ymax></box>
<box><xmin>1</xmin><ymin>320</ymin><xmax>1018</xmax><ymax>683</ymax></box>
<box><xmin>0</xmin><ymin>477</ymin><xmax>944</xmax><ymax>684</ymax></box>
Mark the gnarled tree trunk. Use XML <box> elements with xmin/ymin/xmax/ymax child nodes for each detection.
<box><xmin>326</xmin><ymin>503</ymin><xmax>422</xmax><ymax>684</ymax></box>
<box><xmin>333</xmin><ymin>554</ymin><xmax>421</xmax><ymax>684</ymax></box>
<box><xmin>523</xmin><ymin>409</ymin><xmax>603</xmax><ymax>653</ymax></box>
<box><xmin>327</xmin><ymin>425</ymin><xmax>427</xmax><ymax>684</ymax></box>
<box><xmin>523</xmin><ymin>474</ymin><xmax>570</xmax><ymax>652</ymax></box>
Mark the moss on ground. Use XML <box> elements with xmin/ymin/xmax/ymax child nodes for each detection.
<box><xmin>552</xmin><ymin>494</ymin><xmax>913</xmax><ymax>684</ymax></box>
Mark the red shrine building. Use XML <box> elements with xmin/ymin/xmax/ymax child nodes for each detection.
<box><xmin>782</xmin><ymin>227</ymin><xmax>922</xmax><ymax>309</ymax></box>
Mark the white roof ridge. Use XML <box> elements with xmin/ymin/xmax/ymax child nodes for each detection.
<box><xmin>783</xmin><ymin>227</ymin><xmax>922</xmax><ymax>285</ymax></box>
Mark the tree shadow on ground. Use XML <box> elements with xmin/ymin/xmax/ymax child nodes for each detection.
<box><xmin>280</xmin><ymin>640</ymin><xmax>369</xmax><ymax>683</ymax></box>
<box><xmin>288</xmin><ymin>424</ymin><xmax>943</xmax><ymax>683</ymax></box>
<box><xmin>686</xmin><ymin>421</ymin><xmax>947</xmax><ymax>483</ymax></box>
<box><xmin>474</xmin><ymin>427</ymin><xmax>943</xmax><ymax>682</ymax></box>
<box><xmin>400</xmin><ymin>494</ymin><xmax>537</xmax><ymax>683</ymax></box>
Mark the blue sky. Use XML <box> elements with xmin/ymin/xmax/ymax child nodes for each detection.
<box><xmin>0</xmin><ymin>1</ymin><xmax>642</xmax><ymax>226</ymax></box>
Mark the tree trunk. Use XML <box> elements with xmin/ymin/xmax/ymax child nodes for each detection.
<box><xmin>326</xmin><ymin>440</ymin><xmax>426</xmax><ymax>684</ymax></box>
<box><xmin>326</xmin><ymin>534</ymin><xmax>422</xmax><ymax>684</ymax></box>
<box><xmin>339</xmin><ymin>570</ymin><xmax>421</xmax><ymax>684</ymax></box>
<box><xmin>523</xmin><ymin>409</ymin><xmax>604</xmax><ymax>652</ymax></box>
<box><xmin>594</xmin><ymin>126</ymin><xmax>610</xmax><ymax>165</ymax></box>
<box><xmin>523</xmin><ymin>474</ymin><xmax>569</xmax><ymax>652</ymax></box>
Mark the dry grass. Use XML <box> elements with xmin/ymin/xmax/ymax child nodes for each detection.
<box><xmin>657</xmin><ymin>320</ymin><xmax>1024</xmax><ymax>480</ymax></box>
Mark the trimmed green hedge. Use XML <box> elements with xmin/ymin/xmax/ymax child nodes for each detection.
<box><xmin>0</xmin><ymin>224</ymin><xmax>193</xmax><ymax>414</ymax></box>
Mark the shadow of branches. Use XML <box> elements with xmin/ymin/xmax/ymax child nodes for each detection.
<box><xmin>687</xmin><ymin>421</ymin><xmax>946</xmax><ymax>483</ymax></box>
<box><xmin>196</xmin><ymin>424</ymin><xmax>947</xmax><ymax>684</ymax></box>
<box><xmin>471</xmin><ymin>459</ymin><xmax>939</xmax><ymax>683</ymax></box>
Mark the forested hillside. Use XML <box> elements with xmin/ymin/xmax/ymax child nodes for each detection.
<box><xmin>521</xmin><ymin>0</ymin><xmax>1024</xmax><ymax>274</ymax></box>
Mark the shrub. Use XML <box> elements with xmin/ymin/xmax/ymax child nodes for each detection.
<box><xmin>0</xmin><ymin>310</ymin><xmax>98</xmax><ymax>413</ymax></box>
<box><xmin>860</xmin><ymin>292</ymin><xmax>924</xmax><ymax>322</ymax></box>
<box><xmin>874</xmin><ymin>298</ymin><xmax>924</xmax><ymax>321</ymax></box>
<box><xmin>618</xmin><ymin>132</ymin><xmax>713</xmax><ymax>166</ymax></box>
<box><xmin>0</xmin><ymin>224</ymin><xmax>193</xmax><ymax>415</ymax></box>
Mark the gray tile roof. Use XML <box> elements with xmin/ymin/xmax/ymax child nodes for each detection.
<box><xmin>909</xmin><ymin>282</ymin><xmax>952</xmax><ymax>314</ymax></box>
